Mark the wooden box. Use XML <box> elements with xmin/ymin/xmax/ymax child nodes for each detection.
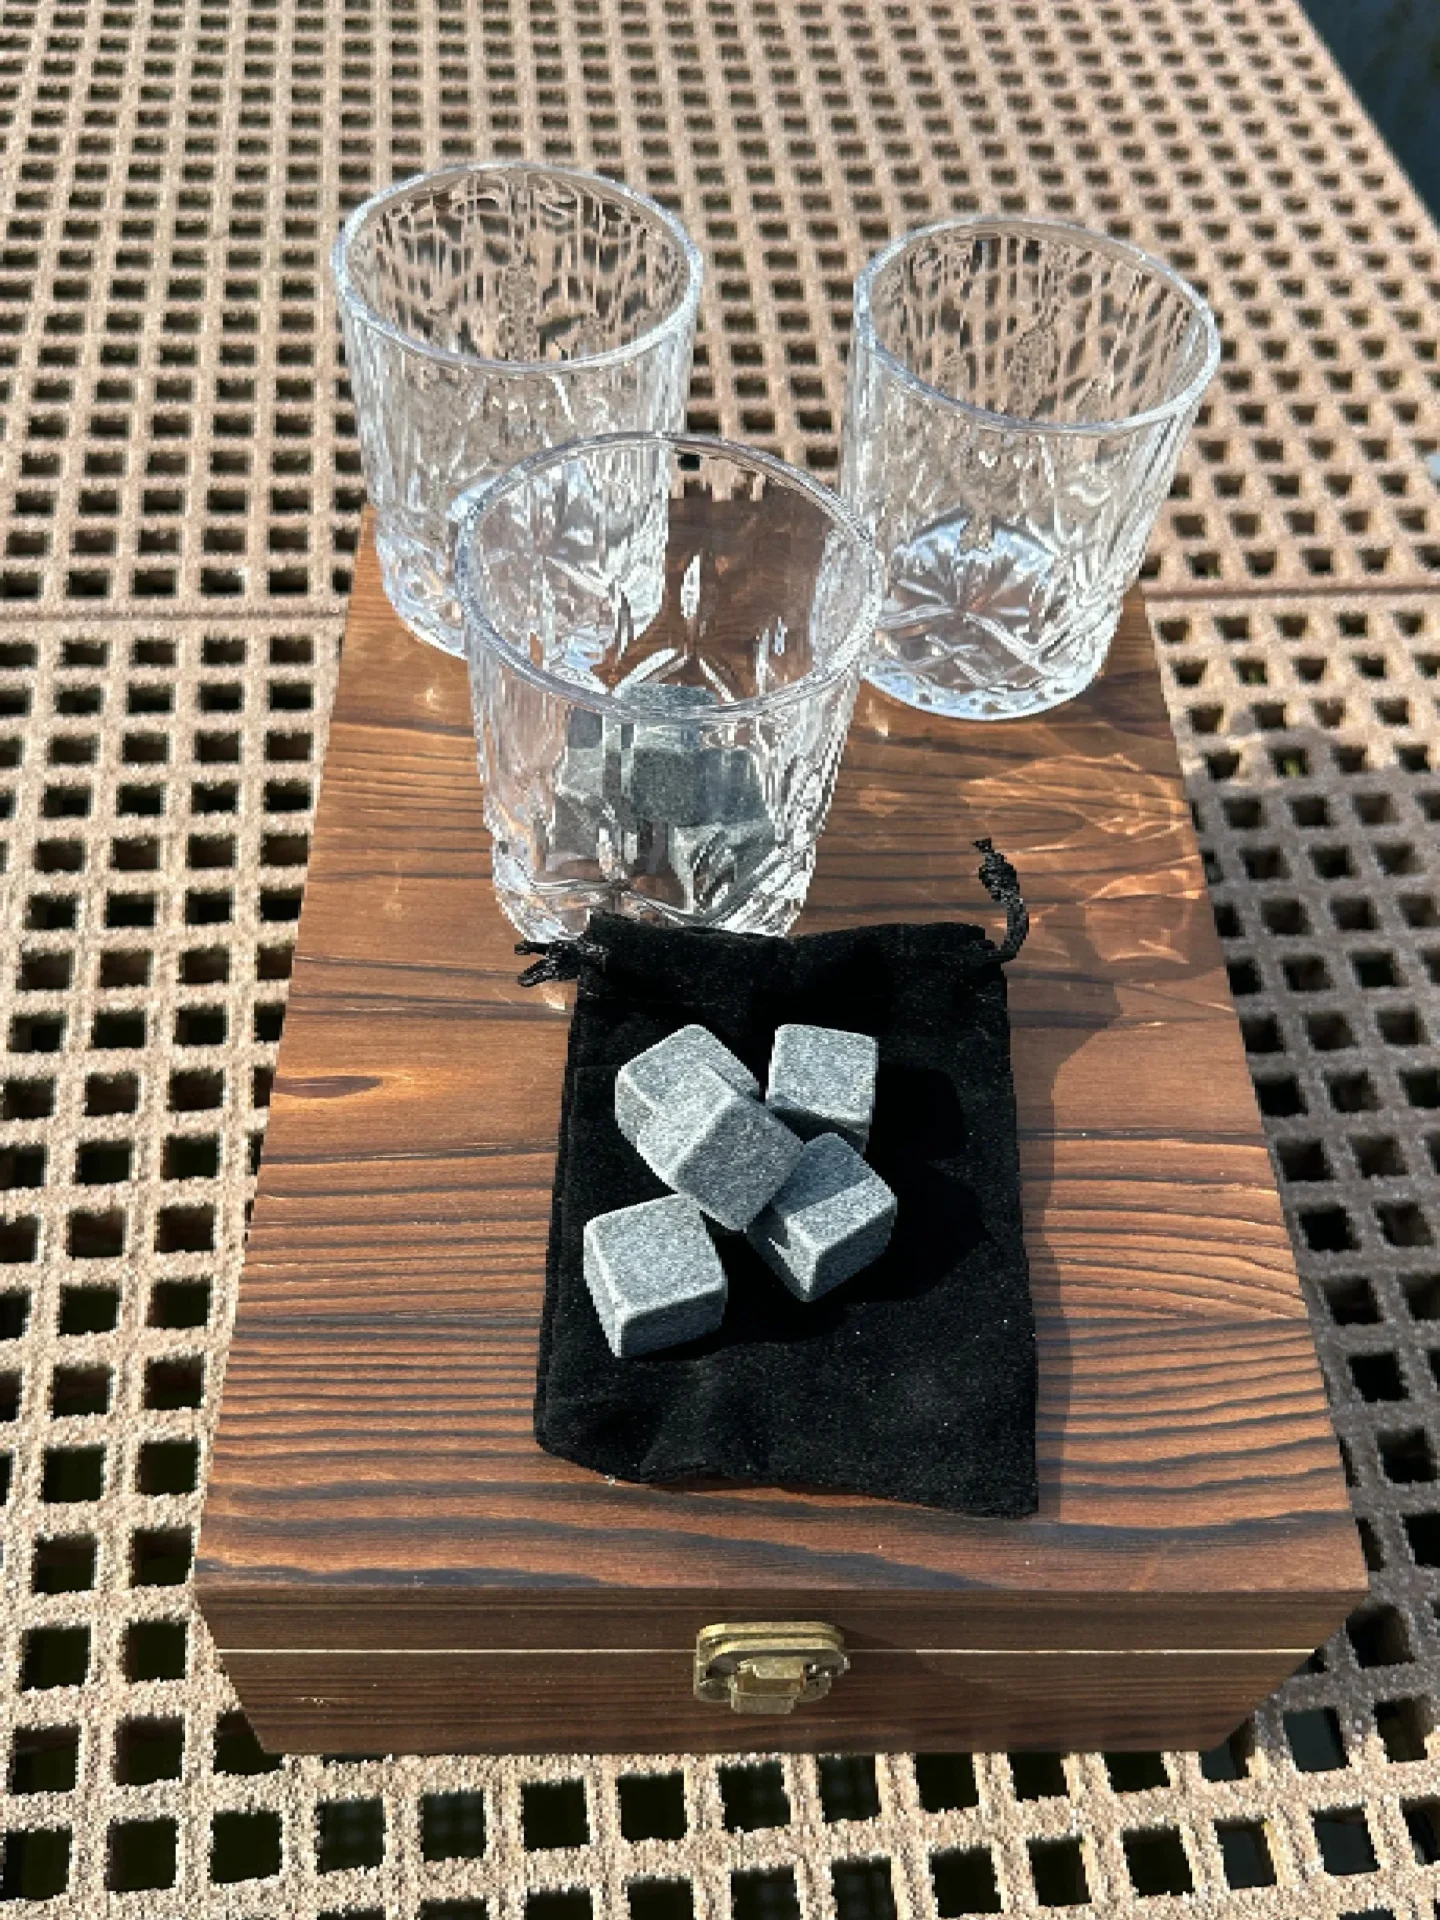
<box><xmin>196</xmin><ymin>534</ymin><xmax>1364</xmax><ymax>1754</ymax></box>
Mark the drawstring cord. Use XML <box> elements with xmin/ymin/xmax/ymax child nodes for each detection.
<box><xmin>515</xmin><ymin>936</ymin><xmax>608</xmax><ymax>987</ymax></box>
<box><xmin>970</xmin><ymin>837</ymin><xmax>1029</xmax><ymax>965</ymax></box>
<box><xmin>514</xmin><ymin>839</ymin><xmax>1028</xmax><ymax>983</ymax></box>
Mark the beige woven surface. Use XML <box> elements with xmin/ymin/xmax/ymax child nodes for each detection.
<box><xmin>1</xmin><ymin>0</ymin><xmax>1439</xmax><ymax>1912</ymax></box>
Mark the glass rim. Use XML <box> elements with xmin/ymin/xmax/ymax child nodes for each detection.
<box><xmin>331</xmin><ymin>159</ymin><xmax>704</xmax><ymax>378</ymax></box>
<box><xmin>454</xmin><ymin>430</ymin><xmax>885</xmax><ymax>724</ymax></box>
<box><xmin>853</xmin><ymin>214</ymin><xmax>1222</xmax><ymax>438</ymax></box>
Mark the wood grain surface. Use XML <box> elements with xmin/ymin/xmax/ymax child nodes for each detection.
<box><xmin>197</xmin><ymin>527</ymin><xmax>1365</xmax><ymax>1753</ymax></box>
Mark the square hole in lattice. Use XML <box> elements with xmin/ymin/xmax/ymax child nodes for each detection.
<box><xmin>930</xmin><ymin>1849</ymin><xmax>1001</xmax><ymax>1917</ymax></box>
<box><xmin>0</xmin><ymin>1152</ymin><xmax>41</xmax><ymax>1198</ymax></box>
<box><xmin>0</xmin><ymin>1829</ymin><xmax>71</xmax><ymax>1901</ymax></box>
<box><xmin>76</xmin><ymin>1140</ymin><xmax>131</xmax><ymax>1185</ymax></box>
<box><xmin>137</xmin><ymin>1439</ymin><xmax>199</xmax><ymax>1496</ymax></box>
<box><xmin>68</xmin><ymin>1210</ymin><xmax>125</xmax><ymax>1259</ymax></box>
<box><xmin>1349</xmin><ymin>1354</ymin><xmax>1406</xmax><ymax>1401</ymax></box>
<box><xmin>124</xmin><ymin>1620</ymin><xmax>187</xmax><ymax>1683</ymax></box>
<box><xmin>729</xmin><ymin>1870</ymin><xmax>798</xmax><ymax>1920</ymax></box>
<box><xmin>41</xmin><ymin>1445</ymin><xmax>104</xmax><ymax>1503</ymax></box>
<box><xmin>212</xmin><ymin>1712</ymin><xmax>282</xmax><ymax>1776</ymax></box>
<box><xmin>912</xmin><ymin>1753</ymin><xmax>978</xmax><ymax>1811</ymax></box>
<box><xmin>627</xmin><ymin>1882</ymin><xmax>693</xmax><ymax>1920</ymax></box>
<box><xmin>149</xmin><ymin>1280</ymin><xmax>211</xmax><ymax>1329</ymax></box>
<box><xmin>1200</xmin><ymin>1724</ymin><xmax>1254</xmax><ymax>1781</ymax></box>
<box><xmin>9</xmin><ymin>1727</ymin><xmax>79</xmax><ymax>1795</ymax></box>
<box><xmin>144</xmin><ymin>1356</ymin><xmax>204</xmax><ymax>1409</ymax></box>
<box><xmin>169</xmin><ymin>1069</ymin><xmax>224</xmax><ymax>1111</ymax></box>
<box><xmin>2</xmin><ymin>1078</ymin><xmax>54</xmax><ymax>1120</ymax></box>
<box><xmin>55</xmin><ymin>1287</ymin><xmax>118</xmax><ymax>1340</ymax></box>
<box><xmin>420</xmin><ymin>1791</ymin><xmax>487</xmax><ymax>1861</ymax></box>
<box><xmin>114</xmin><ymin>1718</ymin><xmax>184</xmax><ymax>1785</ymax></box>
<box><xmin>50</xmin><ymin>1364</ymin><xmax>112</xmax><ymax>1416</ymax></box>
<box><xmin>98</xmin><ymin>950</ymin><xmax>151</xmax><ymax>990</ymax></box>
<box><xmin>1376</xmin><ymin>1696</ymin><xmax>1431</xmax><ymax>1762</ymax></box>
<box><xmin>1349</xmin><ymin>1605</ymin><xmax>1414</xmax><ymax>1669</ymax></box>
<box><xmin>1099</xmin><ymin>1752</ymin><xmax>1167</xmax><ymax>1796</ymax></box>
<box><xmin>210</xmin><ymin>1809</ymin><xmax>282</xmax><ymax>1884</ymax></box>
<box><xmin>1319</xmin><ymin>1278</ymin><xmax>1380</xmax><ymax>1325</ymax></box>
<box><xmin>1355</xmin><ymin>1136</ymin><xmax>1407</xmax><ymax>1178</ymax></box>
<box><xmin>1122</xmin><ymin>1830</ymin><xmax>1193</xmax><ymax>1897</ymax></box>
<box><xmin>522</xmin><ymin>1778</ymin><xmax>589</xmax><ymax>1850</ymax></box>
<box><xmin>1009</xmin><ymin>1753</ymin><xmax>1068</xmax><ymax>1800</ymax></box>
<box><xmin>1313</xmin><ymin>1809</ymin><xmax>1379</xmax><ymax>1875</ymax></box>
<box><xmin>162</xmin><ymin>1134</ymin><xmax>219</xmax><ymax>1180</ymax></box>
<box><xmin>1285</xmin><ymin>1706</ymin><xmax>1348</xmax><ymax>1771</ymax></box>
<box><xmin>0</xmin><ymin>1290</ymin><xmax>26</xmax><ymax>1340</ymax></box>
<box><xmin>1403</xmin><ymin>1514</ymin><xmax>1440</xmax><ymax>1566</ymax></box>
<box><xmin>1028</xmin><ymin>1839</ymin><xmax>1089</xmax><ymax>1908</ymax></box>
<box><xmin>831</xmin><ymin>1859</ymin><xmax>897</xmax><ymax>1920</ymax></box>
<box><xmin>154</xmin><ymin>1204</ymin><xmax>215</xmax><ymax>1253</ymax></box>
<box><xmin>817</xmin><ymin>1755</ymin><xmax>881</xmax><ymax>1823</ymax></box>
<box><xmin>0</xmin><ymin>1217</ymin><xmax>38</xmax><ymax>1265</ymax></box>
<box><xmin>181</xmin><ymin>947</ymin><xmax>230</xmax><ymax>985</ymax></box>
<box><xmin>1379</xmin><ymin>1429</ymin><xmax>1437</xmax><ymax>1482</ymax></box>
<box><xmin>21</xmin><ymin>1626</ymin><xmax>89</xmax><ymax>1690</ymax></box>
<box><xmin>31</xmin><ymin>1535</ymin><xmax>96</xmax><ymax>1593</ymax></box>
<box><xmin>617</xmin><ymin>1773</ymin><xmax>685</xmax><ymax>1843</ymax></box>
<box><xmin>1256</xmin><ymin>1076</ymin><xmax>1305</xmax><ymax>1116</ymax></box>
<box><xmin>86</xmin><ymin>1072</ymin><xmax>138</xmax><ymax>1116</ymax></box>
<box><xmin>1380</xmin><ymin>1203</ymin><xmax>1434</xmax><ymax>1247</ymax></box>
<box><xmin>1216</xmin><ymin>1821</ymin><xmax>1276</xmax><ymax>1888</ymax></box>
<box><xmin>317</xmin><ymin>1796</ymin><xmax>385</xmax><ymax>1872</ymax></box>
<box><xmin>130</xmin><ymin>1526</ymin><xmax>193</xmax><ymax>1587</ymax></box>
<box><xmin>1304</xmin><ymin>1207</ymin><xmax>1358</xmax><ymax>1253</ymax></box>
<box><xmin>721</xmin><ymin>1761</ymin><xmax>790</xmax><ymax>1831</ymax></box>
<box><xmin>1330</xmin><ymin>1074</ymin><xmax>1381</xmax><ymax>1114</ymax></box>
<box><xmin>1403</xmin><ymin>1798</ymin><xmax>1440</xmax><ymax>1866</ymax></box>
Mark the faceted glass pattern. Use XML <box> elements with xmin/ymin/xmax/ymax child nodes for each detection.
<box><xmin>455</xmin><ymin>433</ymin><xmax>882</xmax><ymax>941</ymax></box>
<box><xmin>842</xmin><ymin>218</ymin><xmax>1219</xmax><ymax>720</ymax></box>
<box><xmin>334</xmin><ymin>162</ymin><xmax>702</xmax><ymax>655</ymax></box>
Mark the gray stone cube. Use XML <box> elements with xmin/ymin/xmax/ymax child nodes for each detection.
<box><xmin>766</xmin><ymin>1023</ymin><xmax>878</xmax><ymax>1150</ymax></box>
<box><xmin>614</xmin><ymin>1023</ymin><xmax>759</xmax><ymax>1146</ymax></box>
<box><xmin>746</xmin><ymin>1131</ymin><xmax>896</xmax><ymax>1301</ymax></box>
<box><xmin>636</xmin><ymin>1063</ymin><xmax>804</xmax><ymax>1231</ymax></box>
<box><xmin>583</xmin><ymin>1194</ymin><xmax>727</xmax><ymax>1358</ymax></box>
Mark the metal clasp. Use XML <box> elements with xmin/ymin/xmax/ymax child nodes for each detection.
<box><xmin>694</xmin><ymin>1621</ymin><xmax>848</xmax><ymax>1715</ymax></box>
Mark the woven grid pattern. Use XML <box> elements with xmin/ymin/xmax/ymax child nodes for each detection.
<box><xmin>0</xmin><ymin>0</ymin><xmax>1438</xmax><ymax>1912</ymax></box>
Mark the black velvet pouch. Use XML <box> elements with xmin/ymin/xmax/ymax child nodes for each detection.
<box><xmin>526</xmin><ymin>841</ymin><xmax>1036</xmax><ymax>1516</ymax></box>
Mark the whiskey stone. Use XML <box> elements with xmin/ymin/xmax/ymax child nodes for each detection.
<box><xmin>636</xmin><ymin>1063</ymin><xmax>803</xmax><ymax>1231</ymax></box>
<box><xmin>746</xmin><ymin>1131</ymin><xmax>897</xmax><ymax>1301</ymax></box>
<box><xmin>766</xmin><ymin>1023</ymin><xmax>879</xmax><ymax>1150</ymax></box>
<box><xmin>583</xmin><ymin>1194</ymin><xmax>727</xmax><ymax>1358</ymax></box>
<box><xmin>614</xmin><ymin>1023</ymin><xmax>759</xmax><ymax>1146</ymax></box>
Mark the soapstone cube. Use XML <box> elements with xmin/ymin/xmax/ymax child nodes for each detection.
<box><xmin>766</xmin><ymin>1023</ymin><xmax>879</xmax><ymax>1151</ymax></box>
<box><xmin>636</xmin><ymin>1062</ymin><xmax>803</xmax><ymax>1232</ymax></box>
<box><xmin>614</xmin><ymin>1023</ymin><xmax>759</xmax><ymax>1146</ymax></box>
<box><xmin>582</xmin><ymin>1194</ymin><xmax>727</xmax><ymax>1358</ymax></box>
<box><xmin>746</xmin><ymin>1131</ymin><xmax>896</xmax><ymax>1301</ymax></box>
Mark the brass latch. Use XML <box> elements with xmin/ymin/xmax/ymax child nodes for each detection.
<box><xmin>694</xmin><ymin>1621</ymin><xmax>848</xmax><ymax>1715</ymax></box>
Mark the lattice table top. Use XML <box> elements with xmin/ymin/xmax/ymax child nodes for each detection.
<box><xmin>0</xmin><ymin>0</ymin><xmax>1438</xmax><ymax>1915</ymax></box>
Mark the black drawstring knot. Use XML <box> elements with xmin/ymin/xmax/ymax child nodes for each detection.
<box><xmin>516</xmin><ymin>936</ymin><xmax>608</xmax><ymax>987</ymax></box>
